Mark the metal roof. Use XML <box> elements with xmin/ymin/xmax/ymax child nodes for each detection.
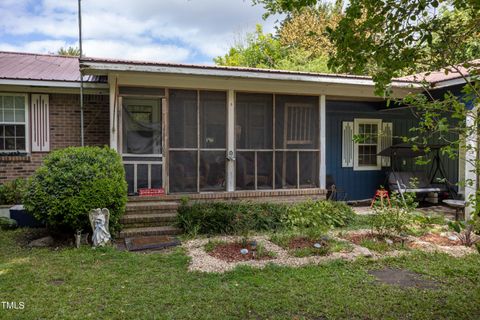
<box><xmin>0</xmin><ymin>51</ymin><xmax>105</xmax><ymax>83</ymax></box>
<box><xmin>397</xmin><ymin>60</ymin><xmax>479</xmax><ymax>85</ymax></box>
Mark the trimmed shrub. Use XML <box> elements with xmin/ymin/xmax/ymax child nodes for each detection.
<box><xmin>177</xmin><ymin>201</ymin><xmax>287</xmax><ymax>235</ymax></box>
<box><xmin>282</xmin><ymin>200</ymin><xmax>355</xmax><ymax>230</ymax></box>
<box><xmin>23</xmin><ymin>147</ymin><xmax>127</xmax><ymax>234</ymax></box>
<box><xmin>0</xmin><ymin>178</ymin><xmax>27</xmax><ymax>205</ymax></box>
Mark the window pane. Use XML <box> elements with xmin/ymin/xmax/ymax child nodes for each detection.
<box><xmin>257</xmin><ymin>151</ymin><xmax>273</xmax><ymax>189</ymax></box>
<box><xmin>137</xmin><ymin>164</ymin><xmax>149</xmax><ymax>189</ymax></box>
<box><xmin>15</xmin><ymin>138</ymin><xmax>25</xmax><ymax>150</ymax></box>
<box><xmin>169</xmin><ymin>90</ymin><xmax>198</xmax><ymax>148</ymax></box>
<box><xmin>236</xmin><ymin>151</ymin><xmax>255</xmax><ymax>190</ymax></box>
<box><xmin>124</xmin><ymin>164</ymin><xmax>135</xmax><ymax>195</ymax></box>
<box><xmin>151</xmin><ymin>164</ymin><xmax>163</xmax><ymax>189</ymax></box>
<box><xmin>299</xmin><ymin>152</ymin><xmax>319</xmax><ymax>188</ymax></box>
<box><xmin>15</xmin><ymin>125</ymin><xmax>25</xmax><ymax>137</ymax></box>
<box><xmin>4</xmin><ymin>109</ymin><xmax>14</xmax><ymax>122</ymax></box>
<box><xmin>122</xmin><ymin>99</ymin><xmax>162</xmax><ymax>155</ymax></box>
<box><xmin>14</xmin><ymin>96</ymin><xmax>25</xmax><ymax>110</ymax></box>
<box><xmin>0</xmin><ymin>138</ymin><xmax>4</xmax><ymax>150</ymax></box>
<box><xmin>275</xmin><ymin>95</ymin><xmax>318</xmax><ymax>149</ymax></box>
<box><xmin>275</xmin><ymin>151</ymin><xmax>297</xmax><ymax>189</ymax></box>
<box><xmin>15</xmin><ymin>109</ymin><xmax>25</xmax><ymax>122</ymax></box>
<box><xmin>199</xmin><ymin>151</ymin><xmax>225</xmax><ymax>191</ymax></box>
<box><xmin>5</xmin><ymin>125</ymin><xmax>14</xmax><ymax>137</ymax></box>
<box><xmin>5</xmin><ymin>138</ymin><xmax>15</xmax><ymax>150</ymax></box>
<box><xmin>3</xmin><ymin>96</ymin><xmax>13</xmax><ymax>109</ymax></box>
<box><xmin>200</xmin><ymin>91</ymin><xmax>226</xmax><ymax>149</ymax></box>
<box><xmin>169</xmin><ymin>151</ymin><xmax>197</xmax><ymax>193</ymax></box>
<box><xmin>358</xmin><ymin>145</ymin><xmax>378</xmax><ymax>166</ymax></box>
<box><xmin>236</xmin><ymin>93</ymin><xmax>273</xmax><ymax>149</ymax></box>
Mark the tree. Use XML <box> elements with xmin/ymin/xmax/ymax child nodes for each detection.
<box><xmin>57</xmin><ymin>46</ymin><xmax>81</xmax><ymax>56</ymax></box>
<box><xmin>254</xmin><ymin>0</ymin><xmax>480</xmax><ymax>222</ymax></box>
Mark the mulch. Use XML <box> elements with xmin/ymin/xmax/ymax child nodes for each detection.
<box><xmin>417</xmin><ymin>233</ymin><xmax>462</xmax><ymax>246</ymax></box>
<box><xmin>208</xmin><ymin>242</ymin><xmax>274</xmax><ymax>262</ymax></box>
<box><xmin>288</xmin><ymin>237</ymin><xmax>326</xmax><ymax>250</ymax></box>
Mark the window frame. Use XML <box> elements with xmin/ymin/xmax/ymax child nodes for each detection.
<box><xmin>0</xmin><ymin>93</ymin><xmax>29</xmax><ymax>154</ymax></box>
<box><xmin>353</xmin><ymin>118</ymin><xmax>382</xmax><ymax>171</ymax></box>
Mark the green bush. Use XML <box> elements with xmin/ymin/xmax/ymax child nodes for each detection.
<box><xmin>0</xmin><ymin>178</ymin><xmax>27</xmax><ymax>205</ymax></box>
<box><xmin>282</xmin><ymin>200</ymin><xmax>355</xmax><ymax>231</ymax></box>
<box><xmin>23</xmin><ymin>147</ymin><xmax>128</xmax><ymax>234</ymax></box>
<box><xmin>370</xmin><ymin>192</ymin><xmax>416</xmax><ymax>236</ymax></box>
<box><xmin>177</xmin><ymin>199</ymin><xmax>355</xmax><ymax>236</ymax></box>
<box><xmin>177</xmin><ymin>201</ymin><xmax>287</xmax><ymax>235</ymax></box>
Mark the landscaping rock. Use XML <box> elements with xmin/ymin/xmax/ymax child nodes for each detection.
<box><xmin>28</xmin><ymin>236</ymin><xmax>54</xmax><ymax>248</ymax></box>
<box><xmin>385</xmin><ymin>239</ymin><xmax>394</xmax><ymax>245</ymax></box>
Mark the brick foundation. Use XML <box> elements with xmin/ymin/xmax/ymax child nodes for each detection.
<box><xmin>0</xmin><ymin>93</ymin><xmax>109</xmax><ymax>184</ymax></box>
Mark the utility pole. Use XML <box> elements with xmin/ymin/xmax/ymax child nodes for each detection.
<box><xmin>78</xmin><ymin>0</ymin><xmax>84</xmax><ymax>146</ymax></box>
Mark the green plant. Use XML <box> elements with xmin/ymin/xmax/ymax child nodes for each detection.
<box><xmin>23</xmin><ymin>146</ymin><xmax>128</xmax><ymax>234</ymax></box>
<box><xmin>282</xmin><ymin>200</ymin><xmax>355</xmax><ymax>231</ymax></box>
<box><xmin>448</xmin><ymin>220</ymin><xmax>480</xmax><ymax>247</ymax></box>
<box><xmin>0</xmin><ymin>178</ymin><xmax>28</xmax><ymax>205</ymax></box>
<box><xmin>370</xmin><ymin>192</ymin><xmax>416</xmax><ymax>236</ymax></box>
<box><xmin>176</xmin><ymin>201</ymin><xmax>287</xmax><ymax>235</ymax></box>
<box><xmin>0</xmin><ymin>217</ymin><xmax>17</xmax><ymax>230</ymax></box>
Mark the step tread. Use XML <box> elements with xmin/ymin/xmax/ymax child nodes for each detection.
<box><xmin>119</xmin><ymin>226</ymin><xmax>182</xmax><ymax>237</ymax></box>
<box><xmin>121</xmin><ymin>213</ymin><xmax>177</xmax><ymax>220</ymax></box>
<box><xmin>126</xmin><ymin>202</ymin><xmax>179</xmax><ymax>209</ymax></box>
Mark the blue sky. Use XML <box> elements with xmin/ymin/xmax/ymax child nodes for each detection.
<box><xmin>0</xmin><ymin>0</ymin><xmax>280</xmax><ymax>64</ymax></box>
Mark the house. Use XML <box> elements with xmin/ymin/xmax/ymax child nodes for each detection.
<box><xmin>0</xmin><ymin>51</ymin><xmax>472</xmax><ymax>204</ymax></box>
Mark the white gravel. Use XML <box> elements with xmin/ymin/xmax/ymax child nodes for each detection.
<box><xmin>183</xmin><ymin>231</ymin><xmax>478</xmax><ymax>273</ymax></box>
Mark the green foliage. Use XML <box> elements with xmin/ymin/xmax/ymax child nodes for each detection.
<box><xmin>370</xmin><ymin>192</ymin><xmax>416</xmax><ymax>236</ymax></box>
<box><xmin>282</xmin><ymin>200</ymin><xmax>355</xmax><ymax>231</ymax></box>
<box><xmin>0</xmin><ymin>178</ymin><xmax>27</xmax><ymax>205</ymax></box>
<box><xmin>177</xmin><ymin>200</ymin><xmax>355</xmax><ymax>235</ymax></box>
<box><xmin>57</xmin><ymin>46</ymin><xmax>80</xmax><ymax>56</ymax></box>
<box><xmin>23</xmin><ymin>147</ymin><xmax>127</xmax><ymax>234</ymax></box>
<box><xmin>0</xmin><ymin>217</ymin><xmax>17</xmax><ymax>230</ymax></box>
<box><xmin>177</xmin><ymin>201</ymin><xmax>287</xmax><ymax>235</ymax></box>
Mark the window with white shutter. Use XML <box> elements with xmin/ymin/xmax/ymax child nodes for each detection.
<box><xmin>31</xmin><ymin>94</ymin><xmax>50</xmax><ymax>152</ymax></box>
<box><xmin>0</xmin><ymin>93</ymin><xmax>28</xmax><ymax>152</ymax></box>
<box><xmin>342</xmin><ymin>121</ymin><xmax>354</xmax><ymax>167</ymax></box>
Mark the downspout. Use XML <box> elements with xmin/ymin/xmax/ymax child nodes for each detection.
<box><xmin>78</xmin><ymin>0</ymin><xmax>84</xmax><ymax>146</ymax></box>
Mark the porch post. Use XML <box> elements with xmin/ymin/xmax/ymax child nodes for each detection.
<box><xmin>226</xmin><ymin>89</ymin><xmax>235</xmax><ymax>192</ymax></box>
<box><xmin>464</xmin><ymin>106</ymin><xmax>478</xmax><ymax>220</ymax></box>
<box><xmin>319</xmin><ymin>95</ymin><xmax>326</xmax><ymax>189</ymax></box>
<box><xmin>108</xmin><ymin>74</ymin><xmax>118</xmax><ymax>151</ymax></box>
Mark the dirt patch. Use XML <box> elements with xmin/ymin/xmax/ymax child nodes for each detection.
<box><xmin>369</xmin><ymin>268</ymin><xmax>438</xmax><ymax>289</ymax></box>
<box><xmin>288</xmin><ymin>237</ymin><xmax>326</xmax><ymax>249</ymax></box>
<box><xmin>417</xmin><ymin>233</ymin><xmax>461</xmax><ymax>246</ymax></box>
<box><xmin>208</xmin><ymin>242</ymin><xmax>275</xmax><ymax>262</ymax></box>
<box><xmin>48</xmin><ymin>279</ymin><xmax>65</xmax><ymax>286</ymax></box>
<box><xmin>342</xmin><ymin>233</ymin><xmax>404</xmax><ymax>245</ymax></box>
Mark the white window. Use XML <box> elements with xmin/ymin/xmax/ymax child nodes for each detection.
<box><xmin>0</xmin><ymin>94</ymin><xmax>28</xmax><ymax>153</ymax></box>
<box><xmin>353</xmin><ymin>119</ymin><xmax>382</xmax><ymax>171</ymax></box>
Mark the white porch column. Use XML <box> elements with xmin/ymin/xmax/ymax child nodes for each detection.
<box><xmin>226</xmin><ymin>89</ymin><xmax>235</xmax><ymax>192</ymax></box>
<box><xmin>464</xmin><ymin>106</ymin><xmax>478</xmax><ymax>220</ymax></box>
<box><xmin>108</xmin><ymin>74</ymin><xmax>119</xmax><ymax>151</ymax></box>
<box><xmin>319</xmin><ymin>95</ymin><xmax>326</xmax><ymax>189</ymax></box>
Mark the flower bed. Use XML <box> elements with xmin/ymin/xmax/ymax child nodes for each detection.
<box><xmin>205</xmin><ymin>240</ymin><xmax>276</xmax><ymax>262</ymax></box>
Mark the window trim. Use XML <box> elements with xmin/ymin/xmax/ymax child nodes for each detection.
<box><xmin>0</xmin><ymin>92</ymin><xmax>29</xmax><ymax>154</ymax></box>
<box><xmin>353</xmin><ymin>118</ymin><xmax>382</xmax><ymax>171</ymax></box>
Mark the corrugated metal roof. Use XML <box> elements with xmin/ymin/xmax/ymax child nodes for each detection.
<box><xmin>397</xmin><ymin>60</ymin><xmax>479</xmax><ymax>85</ymax></box>
<box><xmin>0</xmin><ymin>51</ymin><xmax>104</xmax><ymax>83</ymax></box>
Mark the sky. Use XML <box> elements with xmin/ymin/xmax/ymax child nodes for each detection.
<box><xmin>0</xmin><ymin>0</ymin><xmax>280</xmax><ymax>64</ymax></box>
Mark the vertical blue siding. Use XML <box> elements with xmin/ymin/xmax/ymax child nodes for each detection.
<box><xmin>326</xmin><ymin>100</ymin><xmax>458</xmax><ymax>200</ymax></box>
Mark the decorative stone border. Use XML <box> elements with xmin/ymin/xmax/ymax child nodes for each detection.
<box><xmin>183</xmin><ymin>231</ymin><xmax>478</xmax><ymax>273</ymax></box>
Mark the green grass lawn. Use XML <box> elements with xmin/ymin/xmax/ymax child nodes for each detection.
<box><xmin>1</xmin><ymin>229</ymin><xmax>480</xmax><ymax>319</ymax></box>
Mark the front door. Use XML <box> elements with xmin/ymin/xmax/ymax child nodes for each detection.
<box><xmin>121</xmin><ymin>98</ymin><xmax>163</xmax><ymax>195</ymax></box>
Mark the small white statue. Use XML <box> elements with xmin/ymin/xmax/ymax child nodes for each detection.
<box><xmin>89</xmin><ymin>208</ymin><xmax>111</xmax><ymax>247</ymax></box>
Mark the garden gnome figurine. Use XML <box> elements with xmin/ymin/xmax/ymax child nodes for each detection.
<box><xmin>89</xmin><ymin>208</ymin><xmax>111</xmax><ymax>247</ymax></box>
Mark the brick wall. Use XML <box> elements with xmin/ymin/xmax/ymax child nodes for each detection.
<box><xmin>0</xmin><ymin>93</ymin><xmax>110</xmax><ymax>183</ymax></box>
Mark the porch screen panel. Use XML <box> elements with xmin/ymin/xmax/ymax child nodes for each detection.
<box><xmin>169</xmin><ymin>151</ymin><xmax>198</xmax><ymax>193</ymax></box>
<box><xmin>235</xmin><ymin>93</ymin><xmax>274</xmax><ymax>190</ymax></box>
<box><xmin>275</xmin><ymin>95</ymin><xmax>319</xmax><ymax>189</ymax></box>
<box><xmin>199</xmin><ymin>91</ymin><xmax>226</xmax><ymax>191</ymax></box>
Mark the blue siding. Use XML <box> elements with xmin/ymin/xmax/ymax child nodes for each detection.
<box><xmin>326</xmin><ymin>100</ymin><xmax>458</xmax><ymax>200</ymax></box>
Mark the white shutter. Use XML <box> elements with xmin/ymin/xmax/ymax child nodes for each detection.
<box><xmin>31</xmin><ymin>94</ymin><xmax>50</xmax><ymax>152</ymax></box>
<box><xmin>381</xmin><ymin>122</ymin><xmax>393</xmax><ymax>167</ymax></box>
<box><xmin>342</xmin><ymin>121</ymin><xmax>354</xmax><ymax>167</ymax></box>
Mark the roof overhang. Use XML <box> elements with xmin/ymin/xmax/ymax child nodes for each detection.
<box><xmin>81</xmin><ymin>60</ymin><xmax>421</xmax><ymax>90</ymax></box>
<box><xmin>0</xmin><ymin>78</ymin><xmax>108</xmax><ymax>89</ymax></box>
